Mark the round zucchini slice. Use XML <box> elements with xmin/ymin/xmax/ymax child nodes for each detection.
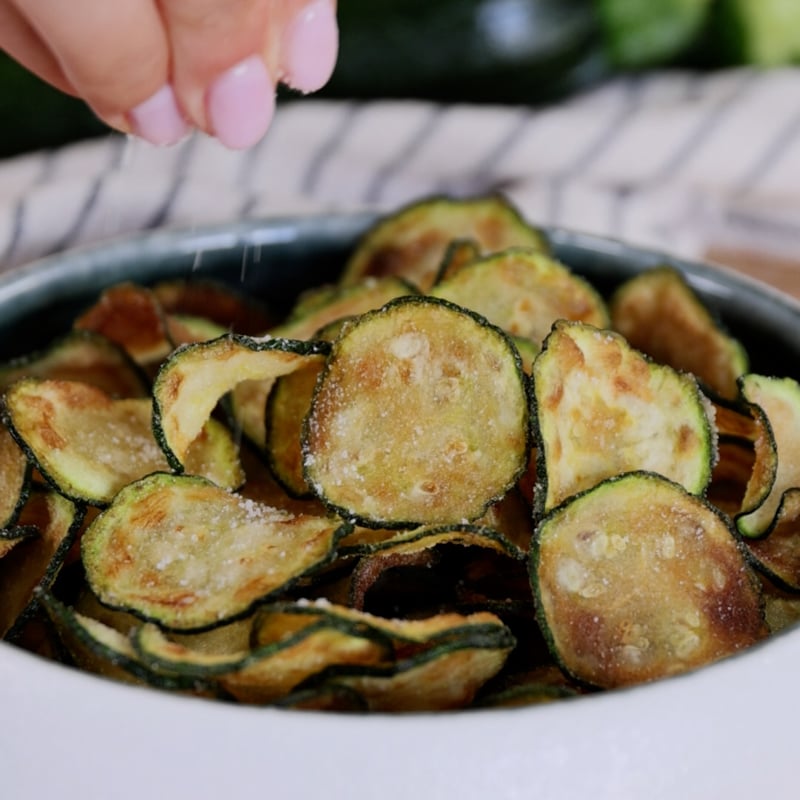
<box><xmin>339</xmin><ymin>195</ymin><xmax>547</xmax><ymax>291</ymax></box>
<box><xmin>533</xmin><ymin>471</ymin><xmax>766</xmax><ymax>689</ymax></box>
<box><xmin>81</xmin><ymin>473</ymin><xmax>350</xmax><ymax>631</ymax></box>
<box><xmin>610</xmin><ymin>265</ymin><xmax>748</xmax><ymax>399</ymax></box>
<box><xmin>302</xmin><ymin>295</ymin><xmax>530</xmax><ymax>528</ymax></box>
<box><xmin>533</xmin><ymin>320</ymin><xmax>715</xmax><ymax>513</ymax></box>
<box><xmin>430</xmin><ymin>247</ymin><xmax>609</xmax><ymax>345</ymax></box>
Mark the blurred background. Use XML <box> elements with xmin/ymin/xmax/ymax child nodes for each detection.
<box><xmin>1</xmin><ymin>0</ymin><xmax>800</xmax><ymax>293</ymax></box>
<box><xmin>3</xmin><ymin>0</ymin><xmax>799</xmax><ymax>158</ymax></box>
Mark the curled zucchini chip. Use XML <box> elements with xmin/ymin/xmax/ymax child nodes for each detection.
<box><xmin>81</xmin><ymin>473</ymin><xmax>350</xmax><ymax>631</ymax></box>
<box><xmin>152</xmin><ymin>278</ymin><xmax>275</xmax><ymax>335</ymax></box>
<box><xmin>708</xmin><ymin>439</ymin><xmax>757</xmax><ymax>517</ymax></box>
<box><xmin>610</xmin><ymin>266</ymin><xmax>748</xmax><ymax>399</ymax></box>
<box><xmin>165</xmin><ymin>315</ymin><xmax>229</xmax><ymax>347</ymax></box>
<box><xmin>746</xmin><ymin>488</ymin><xmax>800</xmax><ymax>590</ymax></box>
<box><xmin>340</xmin><ymin>522</ymin><xmax>524</xmax><ymax>560</ymax></box>
<box><xmin>3</xmin><ymin>378</ymin><xmax>243</xmax><ymax>505</ymax></box>
<box><xmin>347</xmin><ymin>524</ymin><xmax>526</xmax><ymax>615</ymax></box>
<box><xmin>326</xmin><ymin>642</ymin><xmax>512</xmax><ymax>712</ymax></box>
<box><xmin>264</xmin><ymin>320</ymin><xmax>347</xmax><ymax>498</ymax></box>
<box><xmin>152</xmin><ymin>333</ymin><xmax>329</xmax><ymax>470</ymax></box>
<box><xmin>340</xmin><ymin>195</ymin><xmax>547</xmax><ymax>291</ymax></box>
<box><xmin>0</xmin><ymin>329</ymin><xmax>149</xmax><ymax>398</ymax></box>
<box><xmin>274</xmin><ymin>684</ymin><xmax>368</xmax><ymax>711</ymax></box>
<box><xmin>711</xmin><ymin>395</ymin><xmax>758</xmax><ymax>441</ymax></box>
<box><xmin>278</xmin><ymin>277</ymin><xmax>417</xmax><ymax>341</ymax></box>
<box><xmin>0</xmin><ymin>527</ymin><xmax>37</xmax><ymax>560</ymax></box>
<box><xmin>430</xmin><ymin>248</ymin><xmax>609</xmax><ymax>346</ymax></box>
<box><xmin>432</xmin><ymin>238</ymin><xmax>482</xmax><ymax>285</ymax></box>
<box><xmin>40</xmin><ymin>592</ymin><xmax>211</xmax><ymax>692</ymax></box>
<box><xmin>533</xmin><ymin>472</ymin><xmax>766</xmax><ymax>689</ymax></box>
<box><xmin>0</xmin><ymin>423</ymin><xmax>31</xmax><ymax>530</ymax></box>
<box><xmin>736</xmin><ymin>375</ymin><xmax>800</xmax><ymax>538</ymax></box>
<box><xmin>133</xmin><ymin>604</ymin><xmax>392</xmax><ymax>704</ymax></box>
<box><xmin>533</xmin><ymin>320</ymin><xmax>714</xmax><ymax>512</ymax></box>
<box><xmin>303</xmin><ymin>296</ymin><xmax>530</xmax><ymax>527</ymax></box>
<box><xmin>74</xmin><ymin>283</ymin><xmax>174</xmax><ymax>368</ymax></box>
<box><xmin>0</xmin><ymin>487</ymin><xmax>84</xmax><ymax>639</ymax></box>
<box><xmin>232</xmin><ymin>278</ymin><xmax>416</xmax><ymax>452</ymax></box>
<box><xmin>309</xmin><ymin>614</ymin><xmax>515</xmax><ymax>712</ymax></box>
<box><xmin>265</xmin><ymin>360</ymin><xmax>324</xmax><ymax>498</ymax></box>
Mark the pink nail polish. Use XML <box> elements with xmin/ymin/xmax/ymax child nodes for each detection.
<box><xmin>207</xmin><ymin>56</ymin><xmax>275</xmax><ymax>150</ymax></box>
<box><xmin>284</xmin><ymin>0</ymin><xmax>339</xmax><ymax>93</ymax></box>
<box><xmin>129</xmin><ymin>85</ymin><xmax>190</xmax><ymax>146</ymax></box>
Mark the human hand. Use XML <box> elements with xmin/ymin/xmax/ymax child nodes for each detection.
<box><xmin>0</xmin><ymin>0</ymin><xmax>338</xmax><ymax>149</ymax></box>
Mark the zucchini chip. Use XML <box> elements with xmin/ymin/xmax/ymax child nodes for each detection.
<box><xmin>610</xmin><ymin>266</ymin><xmax>748</xmax><ymax>399</ymax></box>
<box><xmin>0</xmin><ymin>423</ymin><xmax>31</xmax><ymax>530</ymax></box>
<box><xmin>274</xmin><ymin>684</ymin><xmax>368</xmax><ymax>711</ymax></box>
<box><xmin>325</xmin><ymin>641</ymin><xmax>512</xmax><ymax>711</ymax></box>
<box><xmin>745</xmin><ymin>488</ymin><xmax>800</xmax><ymax>590</ymax></box>
<box><xmin>708</xmin><ymin>439</ymin><xmax>756</xmax><ymax>517</ymax></box>
<box><xmin>303</xmin><ymin>296</ymin><xmax>530</xmax><ymax>527</ymax></box>
<box><xmin>0</xmin><ymin>487</ymin><xmax>84</xmax><ymax>639</ymax></box>
<box><xmin>265</xmin><ymin>320</ymin><xmax>347</xmax><ymax>498</ymax></box>
<box><xmin>74</xmin><ymin>282</ymin><xmax>174</xmax><ymax>368</ymax></box>
<box><xmin>533</xmin><ymin>472</ymin><xmax>766</xmax><ymax>689</ymax></box>
<box><xmin>3</xmin><ymin>378</ymin><xmax>243</xmax><ymax>505</ymax></box>
<box><xmin>310</xmin><ymin>616</ymin><xmax>515</xmax><ymax>712</ymax></box>
<box><xmin>40</xmin><ymin>592</ymin><xmax>207</xmax><ymax>691</ymax></box>
<box><xmin>232</xmin><ymin>278</ymin><xmax>415</xmax><ymax>452</ymax></box>
<box><xmin>0</xmin><ymin>329</ymin><xmax>149</xmax><ymax>398</ymax></box>
<box><xmin>132</xmin><ymin>605</ymin><xmax>392</xmax><ymax>704</ymax></box>
<box><xmin>153</xmin><ymin>334</ymin><xmax>329</xmax><ymax>470</ymax></box>
<box><xmin>81</xmin><ymin>473</ymin><xmax>350</xmax><ymax>631</ymax></box>
<box><xmin>265</xmin><ymin>358</ymin><xmax>325</xmax><ymax>498</ymax></box>
<box><xmin>0</xmin><ymin>527</ymin><xmax>37</xmax><ymax>560</ymax></box>
<box><xmin>432</xmin><ymin>238</ymin><xmax>481</xmax><ymax>285</ymax></box>
<box><xmin>347</xmin><ymin>524</ymin><xmax>526</xmax><ymax>615</ymax></box>
<box><xmin>761</xmin><ymin>578</ymin><xmax>800</xmax><ymax>634</ymax></box>
<box><xmin>430</xmin><ymin>248</ymin><xmax>609</xmax><ymax>346</ymax></box>
<box><xmin>340</xmin><ymin>195</ymin><xmax>547</xmax><ymax>291</ymax></box>
<box><xmin>165</xmin><ymin>315</ymin><xmax>229</xmax><ymax>347</ymax></box>
<box><xmin>277</xmin><ymin>277</ymin><xmax>417</xmax><ymax>341</ymax></box>
<box><xmin>533</xmin><ymin>320</ymin><xmax>714</xmax><ymax>512</ymax></box>
<box><xmin>736</xmin><ymin>375</ymin><xmax>800</xmax><ymax>538</ymax></box>
<box><xmin>152</xmin><ymin>278</ymin><xmax>275</xmax><ymax>335</ymax></box>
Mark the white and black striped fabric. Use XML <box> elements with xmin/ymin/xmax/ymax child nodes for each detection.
<box><xmin>2</xmin><ymin>68</ymin><xmax>800</xmax><ymax>272</ymax></box>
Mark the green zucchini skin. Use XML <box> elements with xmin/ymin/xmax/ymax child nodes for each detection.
<box><xmin>302</xmin><ymin>295</ymin><xmax>531</xmax><ymax>529</ymax></box>
<box><xmin>152</xmin><ymin>333</ymin><xmax>330</xmax><ymax>472</ymax></box>
<box><xmin>39</xmin><ymin>592</ymin><xmax>219</xmax><ymax>693</ymax></box>
<box><xmin>1</xmin><ymin>487</ymin><xmax>86</xmax><ymax>642</ymax></box>
<box><xmin>531</xmin><ymin>470</ymin><xmax>766</xmax><ymax>690</ymax></box>
<box><xmin>531</xmin><ymin>319</ymin><xmax>714</xmax><ymax>519</ymax></box>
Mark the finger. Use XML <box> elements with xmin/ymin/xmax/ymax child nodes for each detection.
<box><xmin>160</xmin><ymin>0</ymin><xmax>337</xmax><ymax>150</ymax></box>
<box><xmin>278</xmin><ymin>0</ymin><xmax>338</xmax><ymax>95</ymax></box>
<box><xmin>159</xmin><ymin>0</ymin><xmax>275</xmax><ymax>149</ymax></box>
<box><xmin>9</xmin><ymin>0</ymin><xmax>189</xmax><ymax>145</ymax></box>
<box><xmin>0</xmin><ymin>2</ymin><xmax>75</xmax><ymax>95</ymax></box>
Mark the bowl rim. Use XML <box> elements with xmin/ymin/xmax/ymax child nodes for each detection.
<box><xmin>2</xmin><ymin>214</ymin><xmax>800</xmax><ymax>799</ymax></box>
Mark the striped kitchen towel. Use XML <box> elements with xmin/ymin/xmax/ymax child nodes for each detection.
<box><xmin>1</xmin><ymin>67</ymin><xmax>800</xmax><ymax>291</ymax></box>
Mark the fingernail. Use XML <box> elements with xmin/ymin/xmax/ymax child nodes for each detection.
<box><xmin>207</xmin><ymin>55</ymin><xmax>275</xmax><ymax>150</ymax></box>
<box><xmin>129</xmin><ymin>85</ymin><xmax>190</xmax><ymax>146</ymax></box>
<box><xmin>284</xmin><ymin>0</ymin><xmax>338</xmax><ymax>93</ymax></box>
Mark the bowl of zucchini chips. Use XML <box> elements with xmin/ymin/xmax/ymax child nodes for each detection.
<box><xmin>2</xmin><ymin>195</ymin><xmax>800</xmax><ymax>798</ymax></box>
